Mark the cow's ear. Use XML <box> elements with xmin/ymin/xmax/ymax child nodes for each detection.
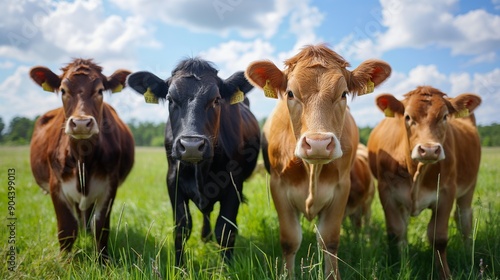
<box><xmin>107</xmin><ymin>69</ymin><xmax>131</xmax><ymax>93</ymax></box>
<box><xmin>448</xmin><ymin>93</ymin><xmax>482</xmax><ymax>118</ymax></box>
<box><xmin>126</xmin><ymin>71</ymin><xmax>168</xmax><ymax>101</ymax></box>
<box><xmin>376</xmin><ymin>94</ymin><xmax>404</xmax><ymax>118</ymax></box>
<box><xmin>350</xmin><ymin>59</ymin><xmax>391</xmax><ymax>96</ymax></box>
<box><xmin>29</xmin><ymin>67</ymin><xmax>61</xmax><ymax>93</ymax></box>
<box><xmin>221</xmin><ymin>71</ymin><xmax>254</xmax><ymax>102</ymax></box>
<box><xmin>245</xmin><ymin>60</ymin><xmax>286</xmax><ymax>99</ymax></box>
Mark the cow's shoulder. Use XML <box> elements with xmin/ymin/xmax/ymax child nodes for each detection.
<box><xmin>368</xmin><ymin>118</ymin><xmax>408</xmax><ymax>177</ymax></box>
<box><xmin>264</xmin><ymin>107</ymin><xmax>298</xmax><ymax>174</ymax></box>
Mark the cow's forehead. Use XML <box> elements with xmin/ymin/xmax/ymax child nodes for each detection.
<box><xmin>170</xmin><ymin>75</ymin><xmax>218</xmax><ymax>97</ymax></box>
<box><xmin>61</xmin><ymin>60</ymin><xmax>103</xmax><ymax>80</ymax></box>
<box><xmin>62</xmin><ymin>74</ymin><xmax>103</xmax><ymax>91</ymax></box>
<box><xmin>404</xmin><ymin>91</ymin><xmax>449</xmax><ymax>119</ymax></box>
<box><xmin>288</xmin><ymin>66</ymin><xmax>346</xmax><ymax>98</ymax></box>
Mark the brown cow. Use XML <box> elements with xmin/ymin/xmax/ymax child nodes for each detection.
<box><xmin>29</xmin><ymin>59</ymin><xmax>134</xmax><ymax>260</ymax></box>
<box><xmin>345</xmin><ymin>143</ymin><xmax>375</xmax><ymax>229</ymax></box>
<box><xmin>367</xmin><ymin>86</ymin><xmax>481</xmax><ymax>279</ymax></box>
<box><xmin>245</xmin><ymin>44</ymin><xmax>391</xmax><ymax>279</ymax></box>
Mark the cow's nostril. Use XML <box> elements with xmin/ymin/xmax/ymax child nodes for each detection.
<box><xmin>86</xmin><ymin>119</ymin><xmax>93</xmax><ymax>128</ymax></box>
<box><xmin>435</xmin><ymin>146</ymin><xmax>441</xmax><ymax>155</ymax></box>
<box><xmin>198</xmin><ymin>140</ymin><xmax>205</xmax><ymax>152</ymax></box>
<box><xmin>178</xmin><ymin>141</ymin><xmax>186</xmax><ymax>152</ymax></box>
<box><xmin>301</xmin><ymin>138</ymin><xmax>312</xmax><ymax>151</ymax></box>
<box><xmin>418</xmin><ymin>145</ymin><xmax>426</xmax><ymax>156</ymax></box>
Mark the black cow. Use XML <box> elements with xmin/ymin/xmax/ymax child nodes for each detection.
<box><xmin>127</xmin><ymin>58</ymin><xmax>260</xmax><ymax>265</ymax></box>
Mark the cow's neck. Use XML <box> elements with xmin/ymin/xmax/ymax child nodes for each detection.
<box><xmin>67</xmin><ymin>136</ymin><xmax>99</xmax><ymax>195</ymax></box>
<box><xmin>304</xmin><ymin>162</ymin><xmax>322</xmax><ymax>221</ymax></box>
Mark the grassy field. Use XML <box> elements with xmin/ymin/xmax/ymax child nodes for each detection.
<box><xmin>0</xmin><ymin>146</ymin><xmax>499</xmax><ymax>279</ymax></box>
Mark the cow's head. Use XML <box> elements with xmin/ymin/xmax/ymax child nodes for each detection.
<box><xmin>246</xmin><ymin>44</ymin><xmax>391</xmax><ymax>164</ymax></box>
<box><xmin>375</xmin><ymin>86</ymin><xmax>481</xmax><ymax>164</ymax></box>
<box><xmin>127</xmin><ymin>58</ymin><xmax>253</xmax><ymax>163</ymax></box>
<box><xmin>30</xmin><ymin>59</ymin><xmax>130</xmax><ymax>139</ymax></box>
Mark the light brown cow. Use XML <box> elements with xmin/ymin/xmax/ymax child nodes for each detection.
<box><xmin>367</xmin><ymin>86</ymin><xmax>481</xmax><ymax>279</ymax></box>
<box><xmin>29</xmin><ymin>59</ymin><xmax>134</xmax><ymax>260</ymax></box>
<box><xmin>346</xmin><ymin>143</ymin><xmax>375</xmax><ymax>229</ymax></box>
<box><xmin>245</xmin><ymin>45</ymin><xmax>391</xmax><ymax>279</ymax></box>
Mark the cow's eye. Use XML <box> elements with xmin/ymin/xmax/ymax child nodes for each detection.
<box><xmin>60</xmin><ymin>89</ymin><xmax>66</xmax><ymax>95</ymax></box>
<box><xmin>405</xmin><ymin>115</ymin><xmax>411</xmax><ymax>122</ymax></box>
<box><xmin>341</xmin><ymin>91</ymin><xmax>348</xmax><ymax>98</ymax></box>
<box><xmin>213</xmin><ymin>97</ymin><xmax>220</xmax><ymax>107</ymax></box>
<box><xmin>98</xmin><ymin>89</ymin><xmax>104</xmax><ymax>95</ymax></box>
<box><xmin>287</xmin><ymin>90</ymin><xmax>294</xmax><ymax>99</ymax></box>
<box><xmin>443</xmin><ymin>114</ymin><xmax>448</xmax><ymax>121</ymax></box>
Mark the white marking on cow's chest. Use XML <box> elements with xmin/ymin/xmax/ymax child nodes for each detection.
<box><xmin>411</xmin><ymin>188</ymin><xmax>437</xmax><ymax>216</ymax></box>
<box><xmin>287</xmin><ymin>181</ymin><xmax>336</xmax><ymax>220</ymax></box>
<box><xmin>60</xmin><ymin>176</ymin><xmax>111</xmax><ymax>221</ymax></box>
<box><xmin>411</xmin><ymin>168</ymin><xmax>438</xmax><ymax>216</ymax></box>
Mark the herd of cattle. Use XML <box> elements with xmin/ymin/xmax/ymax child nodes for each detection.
<box><xmin>28</xmin><ymin>44</ymin><xmax>481</xmax><ymax>279</ymax></box>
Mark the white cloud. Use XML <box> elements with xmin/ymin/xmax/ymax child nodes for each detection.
<box><xmin>464</xmin><ymin>52</ymin><xmax>497</xmax><ymax>67</ymax></box>
<box><xmin>339</xmin><ymin>0</ymin><xmax>500</xmax><ymax>60</ymax></box>
<box><xmin>110</xmin><ymin>0</ymin><xmax>294</xmax><ymax>38</ymax></box>
<box><xmin>0</xmin><ymin>61</ymin><xmax>15</xmax><ymax>69</ymax></box>
<box><xmin>40</xmin><ymin>0</ymin><xmax>159</xmax><ymax>57</ymax></box>
<box><xmin>0</xmin><ymin>66</ymin><xmax>60</xmax><ymax>124</ymax></box>
<box><xmin>288</xmin><ymin>1</ymin><xmax>324</xmax><ymax>49</ymax></box>
<box><xmin>0</xmin><ymin>0</ymin><xmax>158</xmax><ymax>66</ymax></box>
<box><xmin>449</xmin><ymin>72</ymin><xmax>471</xmax><ymax>96</ymax></box>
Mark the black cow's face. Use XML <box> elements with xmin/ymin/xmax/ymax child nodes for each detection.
<box><xmin>167</xmin><ymin>75</ymin><xmax>222</xmax><ymax>162</ymax></box>
<box><xmin>127</xmin><ymin>58</ymin><xmax>253</xmax><ymax>164</ymax></box>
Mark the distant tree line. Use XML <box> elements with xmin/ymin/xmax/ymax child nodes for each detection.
<box><xmin>1</xmin><ymin>116</ymin><xmax>500</xmax><ymax>147</ymax></box>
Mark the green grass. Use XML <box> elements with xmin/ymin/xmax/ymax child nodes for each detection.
<box><xmin>1</xmin><ymin>146</ymin><xmax>499</xmax><ymax>279</ymax></box>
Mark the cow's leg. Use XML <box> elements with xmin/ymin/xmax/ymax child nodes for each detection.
<box><xmin>454</xmin><ymin>185</ymin><xmax>475</xmax><ymax>248</ymax></box>
<box><xmin>201</xmin><ymin>213</ymin><xmax>212</xmax><ymax>242</ymax></box>
<box><xmin>215</xmin><ymin>188</ymin><xmax>241</xmax><ymax>261</ymax></box>
<box><xmin>93</xmin><ymin>188</ymin><xmax>117</xmax><ymax>262</ymax></box>
<box><xmin>318</xmin><ymin>183</ymin><xmax>350</xmax><ymax>280</ymax></box>
<box><xmin>378</xmin><ymin>181</ymin><xmax>409</xmax><ymax>265</ymax></box>
<box><xmin>348</xmin><ymin>208</ymin><xmax>363</xmax><ymax>230</ymax></box>
<box><xmin>271</xmin><ymin>181</ymin><xmax>301</xmax><ymax>278</ymax></box>
<box><xmin>171</xmin><ymin>197</ymin><xmax>192</xmax><ymax>267</ymax></box>
<box><xmin>51</xmin><ymin>191</ymin><xmax>78</xmax><ymax>254</ymax></box>
<box><xmin>80</xmin><ymin>203</ymin><xmax>94</xmax><ymax>232</ymax></box>
<box><xmin>427</xmin><ymin>196</ymin><xmax>454</xmax><ymax>279</ymax></box>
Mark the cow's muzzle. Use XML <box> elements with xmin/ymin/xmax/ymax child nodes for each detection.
<box><xmin>174</xmin><ymin>136</ymin><xmax>210</xmax><ymax>163</ymax></box>
<box><xmin>295</xmin><ymin>132</ymin><xmax>342</xmax><ymax>164</ymax></box>
<box><xmin>65</xmin><ymin>116</ymin><xmax>99</xmax><ymax>139</ymax></box>
<box><xmin>411</xmin><ymin>143</ymin><xmax>445</xmax><ymax>163</ymax></box>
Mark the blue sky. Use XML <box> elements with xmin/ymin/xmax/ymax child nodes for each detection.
<box><xmin>1</xmin><ymin>0</ymin><xmax>499</xmax><ymax>128</ymax></box>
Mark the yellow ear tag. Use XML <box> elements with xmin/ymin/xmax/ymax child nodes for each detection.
<box><xmin>384</xmin><ymin>108</ymin><xmax>395</xmax><ymax>117</ymax></box>
<box><xmin>111</xmin><ymin>84</ymin><xmax>123</xmax><ymax>93</ymax></box>
<box><xmin>41</xmin><ymin>81</ymin><xmax>54</xmax><ymax>92</ymax></box>
<box><xmin>365</xmin><ymin>79</ymin><xmax>375</xmax><ymax>94</ymax></box>
<box><xmin>144</xmin><ymin>88</ymin><xmax>159</xmax><ymax>104</ymax></box>
<box><xmin>230</xmin><ymin>88</ymin><xmax>245</xmax><ymax>105</ymax></box>
<box><xmin>263</xmin><ymin>79</ymin><xmax>278</xmax><ymax>99</ymax></box>
<box><xmin>455</xmin><ymin>108</ymin><xmax>469</xmax><ymax>118</ymax></box>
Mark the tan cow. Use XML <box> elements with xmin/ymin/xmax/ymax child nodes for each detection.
<box><xmin>29</xmin><ymin>59</ymin><xmax>134</xmax><ymax>260</ymax></box>
<box><xmin>246</xmin><ymin>44</ymin><xmax>391</xmax><ymax>279</ymax></box>
<box><xmin>346</xmin><ymin>143</ymin><xmax>375</xmax><ymax>229</ymax></box>
<box><xmin>367</xmin><ymin>86</ymin><xmax>481</xmax><ymax>279</ymax></box>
